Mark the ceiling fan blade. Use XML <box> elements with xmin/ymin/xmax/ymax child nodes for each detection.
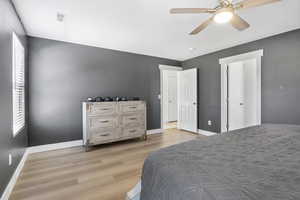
<box><xmin>190</xmin><ymin>17</ymin><xmax>213</xmax><ymax>35</ymax></box>
<box><xmin>235</xmin><ymin>0</ymin><xmax>281</xmax><ymax>10</ymax></box>
<box><xmin>230</xmin><ymin>14</ymin><xmax>250</xmax><ymax>31</ymax></box>
<box><xmin>170</xmin><ymin>8</ymin><xmax>216</xmax><ymax>14</ymax></box>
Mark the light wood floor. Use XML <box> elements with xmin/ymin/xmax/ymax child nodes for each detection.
<box><xmin>10</xmin><ymin>129</ymin><xmax>199</xmax><ymax>200</ymax></box>
<box><xmin>165</xmin><ymin>121</ymin><xmax>177</xmax><ymax>129</ymax></box>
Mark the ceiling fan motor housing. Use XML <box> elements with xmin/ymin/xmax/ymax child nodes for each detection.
<box><xmin>215</xmin><ymin>7</ymin><xmax>234</xmax><ymax>15</ymax></box>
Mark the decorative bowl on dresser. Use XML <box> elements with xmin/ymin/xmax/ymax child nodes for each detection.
<box><xmin>82</xmin><ymin>100</ymin><xmax>147</xmax><ymax>151</ymax></box>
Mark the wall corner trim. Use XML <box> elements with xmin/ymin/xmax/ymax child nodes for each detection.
<box><xmin>1</xmin><ymin>150</ymin><xmax>29</xmax><ymax>200</ymax></box>
<box><xmin>198</xmin><ymin>129</ymin><xmax>217</xmax><ymax>136</ymax></box>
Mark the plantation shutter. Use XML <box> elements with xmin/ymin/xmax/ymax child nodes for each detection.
<box><xmin>12</xmin><ymin>33</ymin><xmax>25</xmax><ymax>136</ymax></box>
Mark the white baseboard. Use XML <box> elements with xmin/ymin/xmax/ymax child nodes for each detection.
<box><xmin>146</xmin><ymin>129</ymin><xmax>163</xmax><ymax>135</ymax></box>
<box><xmin>1</xmin><ymin>149</ymin><xmax>29</xmax><ymax>200</ymax></box>
<box><xmin>24</xmin><ymin>129</ymin><xmax>164</xmax><ymax>155</ymax></box>
<box><xmin>27</xmin><ymin>140</ymin><xmax>84</xmax><ymax>154</ymax></box>
<box><xmin>198</xmin><ymin>129</ymin><xmax>217</xmax><ymax>136</ymax></box>
<box><xmin>28</xmin><ymin>129</ymin><xmax>163</xmax><ymax>154</ymax></box>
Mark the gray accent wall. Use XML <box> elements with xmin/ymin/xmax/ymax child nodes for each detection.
<box><xmin>0</xmin><ymin>0</ymin><xmax>28</xmax><ymax>196</ymax></box>
<box><xmin>182</xmin><ymin>29</ymin><xmax>300</xmax><ymax>133</ymax></box>
<box><xmin>28</xmin><ymin>37</ymin><xmax>180</xmax><ymax>146</ymax></box>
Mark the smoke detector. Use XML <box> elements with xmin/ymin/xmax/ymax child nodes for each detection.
<box><xmin>57</xmin><ymin>12</ymin><xmax>65</xmax><ymax>22</ymax></box>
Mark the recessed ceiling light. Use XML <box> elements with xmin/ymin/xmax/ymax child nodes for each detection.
<box><xmin>189</xmin><ymin>47</ymin><xmax>196</xmax><ymax>51</ymax></box>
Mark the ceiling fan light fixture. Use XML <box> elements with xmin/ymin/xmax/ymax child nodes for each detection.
<box><xmin>171</xmin><ymin>0</ymin><xmax>282</xmax><ymax>34</ymax></box>
<box><xmin>213</xmin><ymin>10</ymin><xmax>233</xmax><ymax>24</ymax></box>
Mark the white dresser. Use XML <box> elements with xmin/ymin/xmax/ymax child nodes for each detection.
<box><xmin>82</xmin><ymin>101</ymin><xmax>147</xmax><ymax>150</ymax></box>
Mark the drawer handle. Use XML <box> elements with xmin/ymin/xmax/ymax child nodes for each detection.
<box><xmin>100</xmin><ymin>133</ymin><xmax>110</xmax><ymax>136</ymax></box>
<box><xmin>129</xmin><ymin>130</ymin><xmax>137</xmax><ymax>133</ymax></box>
<box><xmin>100</xmin><ymin>120</ymin><xmax>109</xmax><ymax>123</ymax></box>
<box><xmin>129</xmin><ymin>106</ymin><xmax>137</xmax><ymax>109</ymax></box>
<box><xmin>101</xmin><ymin>108</ymin><xmax>110</xmax><ymax>111</ymax></box>
<box><xmin>129</xmin><ymin>118</ymin><xmax>137</xmax><ymax>120</ymax></box>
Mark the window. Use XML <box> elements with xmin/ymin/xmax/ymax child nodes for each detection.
<box><xmin>12</xmin><ymin>32</ymin><xmax>25</xmax><ymax>136</ymax></box>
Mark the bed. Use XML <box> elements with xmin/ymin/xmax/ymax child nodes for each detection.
<box><xmin>139</xmin><ymin>124</ymin><xmax>300</xmax><ymax>200</ymax></box>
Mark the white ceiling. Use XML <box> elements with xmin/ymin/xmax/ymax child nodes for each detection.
<box><xmin>13</xmin><ymin>0</ymin><xmax>300</xmax><ymax>61</ymax></box>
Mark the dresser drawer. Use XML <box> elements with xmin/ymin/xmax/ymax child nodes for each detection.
<box><xmin>119</xmin><ymin>101</ymin><xmax>145</xmax><ymax>113</ymax></box>
<box><xmin>122</xmin><ymin>127</ymin><xmax>145</xmax><ymax>137</ymax></box>
<box><xmin>89</xmin><ymin>116</ymin><xmax>118</xmax><ymax>129</ymax></box>
<box><xmin>91</xmin><ymin>129</ymin><xmax>119</xmax><ymax>143</ymax></box>
<box><xmin>88</xmin><ymin>102</ymin><xmax>117</xmax><ymax>116</ymax></box>
<box><xmin>121</xmin><ymin>113</ymin><xmax>145</xmax><ymax>126</ymax></box>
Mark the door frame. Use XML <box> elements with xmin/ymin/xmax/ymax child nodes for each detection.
<box><xmin>159</xmin><ymin>65</ymin><xmax>183</xmax><ymax>129</ymax></box>
<box><xmin>219</xmin><ymin>49</ymin><xmax>263</xmax><ymax>133</ymax></box>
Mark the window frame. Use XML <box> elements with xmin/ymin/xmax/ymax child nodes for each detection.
<box><xmin>12</xmin><ymin>32</ymin><xmax>25</xmax><ymax>137</ymax></box>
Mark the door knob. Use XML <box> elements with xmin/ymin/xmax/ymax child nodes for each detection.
<box><xmin>193</xmin><ymin>102</ymin><xmax>197</xmax><ymax>105</ymax></box>
<box><xmin>240</xmin><ymin>103</ymin><xmax>244</xmax><ymax>105</ymax></box>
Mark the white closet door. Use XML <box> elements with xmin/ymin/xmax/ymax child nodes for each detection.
<box><xmin>228</xmin><ymin>62</ymin><xmax>245</xmax><ymax>131</ymax></box>
<box><xmin>243</xmin><ymin>59</ymin><xmax>258</xmax><ymax>127</ymax></box>
<box><xmin>178</xmin><ymin>68</ymin><xmax>198</xmax><ymax>133</ymax></box>
<box><xmin>228</xmin><ymin>59</ymin><xmax>258</xmax><ymax>131</ymax></box>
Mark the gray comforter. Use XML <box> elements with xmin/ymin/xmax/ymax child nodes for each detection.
<box><xmin>140</xmin><ymin>124</ymin><xmax>300</xmax><ymax>200</ymax></box>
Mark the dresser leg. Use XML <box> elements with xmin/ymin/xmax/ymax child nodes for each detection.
<box><xmin>85</xmin><ymin>140</ymin><xmax>91</xmax><ymax>152</ymax></box>
<box><xmin>144</xmin><ymin>133</ymin><xmax>147</xmax><ymax>141</ymax></box>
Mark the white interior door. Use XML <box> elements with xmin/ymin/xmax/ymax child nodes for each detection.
<box><xmin>178</xmin><ymin>68</ymin><xmax>198</xmax><ymax>133</ymax></box>
<box><xmin>243</xmin><ymin>59</ymin><xmax>258</xmax><ymax>127</ymax></box>
<box><xmin>167</xmin><ymin>73</ymin><xmax>178</xmax><ymax>122</ymax></box>
<box><xmin>228</xmin><ymin>62</ymin><xmax>245</xmax><ymax>131</ymax></box>
<box><xmin>228</xmin><ymin>59</ymin><xmax>258</xmax><ymax>131</ymax></box>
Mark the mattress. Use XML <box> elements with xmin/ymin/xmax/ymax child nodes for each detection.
<box><xmin>140</xmin><ymin>124</ymin><xmax>300</xmax><ymax>200</ymax></box>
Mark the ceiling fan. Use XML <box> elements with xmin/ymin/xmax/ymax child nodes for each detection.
<box><xmin>170</xmin><ymin>0</ymin><xmax>281</xmax><ymax>35</ymax></box>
